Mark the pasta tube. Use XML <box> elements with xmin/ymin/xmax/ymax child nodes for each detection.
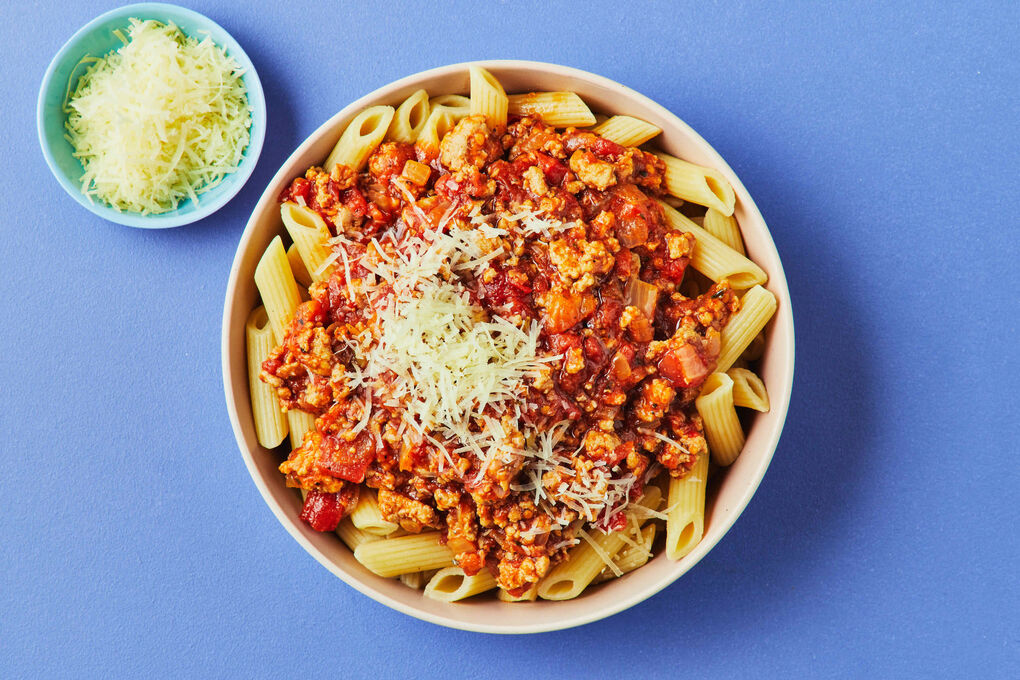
<box><xmin>592</xmin><ymin>115</ymin><xmax>661</xmax><ymax>147</ymax></box>
<box><xmin>387</xmin><ymin>89</ymin><xmax>431</xmax><ymax>143</ymax></box>
<box><xmin>537</xmin><ymin>486</ymin><xmax>662</xmax><ymax>601</ymax></box>
<box><xmin>469</xmin><ymin>65</ymin><xmax>508</xmax><ymax>130</ymax></box>
<box><xmin>653</xmin><ymin>152</ymin><xmax>736</xmax><ymax>216</ymax></box>
<box><xmin>656</xmin><ymin>200</ymin><xmax>766</xmax><ymax>289</ymax></box>
<box><xmin>353</xmin><ymin>532</ymin><xmax>454</xmax><ymax>577</ymax></box>
<box><xmin>253</xmin><ymin>235</ymin><xmax>300</xmax><ymax>344</ymax></box>
<box><xmin>728</xmin><ymin>367</ymin><xmax>770</xmax><ymax>412</ymax></box>
<box><xmin>506</xmin><ymin>91</ymin><xmax>596</xmax><ymax>127</ymax></box>
<box><xmin>246</xmin><ymin>306</ymin><xmax>288</xmax><ymax>448</ymax></box>
<box><xmin>349</xmin><ymin>489</ymin><xmax>399</xmax><ymax>536</ymax></box>
<box><xmin>325</xmin><ymin>105</ymin><xmax>395</xmax><ymax>173</ymax></box>
<box><xmin>696</xmin><ymin>373</ymin><xmax>744</xmax><ymax>466</ymax></box>
<box><xmin>665</xmin><ymin>451</ymin><xmax>710</xmax><ymax>559</ymax></box>
<box><xmin>424</xmin><ymin>567</ymin><xmax>498</xmax><ymax>602</ymax></box>
<box><xmin>716</xmin><ymin>285</ymin><xmax>777</xmax><ymax>373</ymax></box>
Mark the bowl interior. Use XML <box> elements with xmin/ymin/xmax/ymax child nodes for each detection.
<box><xmin>222</xmin><ymin>61</ymin><xmax>794</xmax><ymax>633</ymax></box>
<box><xmin>38</xmin><ymin>2</ymin><xmax>265</xmax><ymax>228</ymax></box>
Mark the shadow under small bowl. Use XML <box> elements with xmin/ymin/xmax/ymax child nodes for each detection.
<box><xmin>37</xmin><ymin>2</ymin><xmax>266</xmax><ymax>229</ymax></box>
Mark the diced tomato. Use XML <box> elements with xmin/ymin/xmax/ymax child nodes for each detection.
<box><xmin>322</xmin><ymin>433</ymin><xmax>375</xmax><ymax>483</ymax></box>
<box><xmin>591</xmin><ymin>137</ymin><xmax>625</xmax><ymax>159</ymax></box>
<box><xmin>300</xmin><ymin>489</ymin><xmax>354</xmax><ymax>531</ymax></box>
<box><xmin>658</xmin><ymin>343</ymin><xmax>709</xmax><ymax>387</ymax></box>
<box><xmin>339</xmin><ymin>188</ymin><xmax>369</xmax><ymax>217</ymax></box>
<box><xmin>535</xmin><ymin>152</ymin><xmax>567</xmax><ymax>185</ymax></box>
<box><xmin>278</xmin><ymin>177</ymin><xmax>311</xmax><ymax>204</ymax></box>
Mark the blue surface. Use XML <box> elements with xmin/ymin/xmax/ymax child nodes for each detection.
<box><xmin>2</xmin><ymin>1</ymin><xmax>1017</xmax><ymax>677</ymax></box>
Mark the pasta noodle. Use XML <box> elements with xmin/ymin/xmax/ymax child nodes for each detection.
<box><xmin>665</xmin><ymin>451</ymin><xmax>710</xmax><ymax>559</ymax></box>
<box><xmin>506</xmin><ymin>91</ymin><xmax>596</xmax><ymax>127</ymax></box>
<box><xmin>324</xmin><ymin>105</ymin><xmax>395</xmax><ymax>173</ymax></box>
<box><xmin>253</xmin><ymin>235</ymin><xmax>300</xmax><ymax>343</ymax></box>
<box><xmin>728</xmin><ymin>367</ymin><xmax>770</xmax><ymax>412</ymax></box>
<box><xmin>702</xmin><ymin>208</ymin><xmax>745</xmax><ymax>255</ymax></box>
<box><xmin>286</xmin><ymin>409</ymin><xmax>315</xmax><ymax>451</ymax></box>
<box><xmin>468</xmin><ymin>65</ymin><xmax>508</xmax><ymax>129</ymax></box>
<box><xmin>246</xmin><ymin>306</ymin><xmax>288</xmax><ymax>448</ymax></box>
<box><xmin>424</xmin><ymin>566</ymin><xmax>499</xmax><ymax>602</ymax></box>
<box><xmin>353</xmin><ymin>532</ymin><xmax>454</xmax><ymax>577</ymax></box>
<box><xmin>349</xmin><ymin>489</ymin><xmax>399</xmax><ymax>536</ymax></box>
<box><xmin>399</xmin><ymin>568</ymin><xmax>439</xmax><ymax>590</ymax></box>
<box><xmin>280</xmin><ymin>202</ymin><xmax>335</xmax><ymax>283</ymax></box>
<box><xmin>335</xmin><ymin>517</ymin><xmax>376</xmax><ymax>551</ymax></box>
<box><xmin>594</xmin><ymin>524</ymin><xmax>656</xmax><ymax>583</ymax></box>
<box><xmin>656</xmin><ymin>200</ymin><xmax>766</xmax><ymax>289</ymax></box>
<box><xmin>591</xmin><ymin>115</ymin><xmax>661</xmax><ymax>147</ymax></box>
<box><xmin>286</xmin><ymin>244</ymin><xmax>313</xmax><ymax>288</ymax></box>
<box><xmin>696</xmin><ymin>373</ymin><xmax>744</xmax><ymax>466</ymax></box>
<box><xmin>537</xmin><ymin>486</ymin><xmax>662</xmax><ymax>601</ymax></box>
<box><xmin>386</xmin><ymin>89</ymin><xmax>430</xmax><ymax>143</ymax></box>
<box><xmin>498</xmin><ymin>583</ymin><xmax>539</xmax><ymax>602</ymax></box>
<box><xmin>716</xmin><ymin>285</ymin><xmax>777</xmax><ymax>373</ymax></box>
<box><xmin>653</xmin><ymin>151</ymin><xmax>736</xmax><ymax>216</ymax></box>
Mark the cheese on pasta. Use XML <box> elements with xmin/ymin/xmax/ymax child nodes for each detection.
<box><xmin>65</xmin><ymin>19</ymin><xmax>251</xmax><ymax>214</ymax></box>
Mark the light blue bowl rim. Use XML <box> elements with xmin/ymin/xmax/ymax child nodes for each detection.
<box><xmin>37</xmin><ymin>2</ymin><xmax>266</xmax><ymax>229</ymax></box>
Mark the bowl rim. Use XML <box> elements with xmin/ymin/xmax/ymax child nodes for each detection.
<box><xmin>221</xmin><ymin>59</ymin><xmax>795</xmax><ymax>634</ymax></box>
<box><xmin>36</xmin><ymin>1</ymin><xmax>266</xmax><ymax>229</ymax></box>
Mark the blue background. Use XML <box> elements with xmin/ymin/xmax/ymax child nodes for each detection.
<box><xmin>2</xmin><ymin>1</ymin><xmax>1017</xmax><ymax>677</ymax></box>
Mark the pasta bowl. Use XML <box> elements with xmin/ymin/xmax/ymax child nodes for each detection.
<box><xmin>221</xmin><ymin>60</ymin><xmax>794</xmax><ymax>633</ymax></box>
<box><xmin>37</xmin><ymin>2</ymin><xmax>266</xmax><ymax>228</ymax></box>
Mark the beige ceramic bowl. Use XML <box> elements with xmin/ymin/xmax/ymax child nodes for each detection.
<box><xmin>222</xmin><ymin>60</ymin><xmax>794</xmax><ymax>634</ymax></box>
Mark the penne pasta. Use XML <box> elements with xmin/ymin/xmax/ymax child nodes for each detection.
<box><xmin>246</xmin><ymin>306</ymin><xmax>288</xmax><ymax>448</ymax></box>
<box><xmin>728</xmin><ymin>367</ymin><xmax>770</xmax><ymax>412</ymax></box>
<box><xmin>468</xmin><ymin>65</ymin><xmax>508</xmax><ymax>130</ymax></box>
<box><xmin>325</xmin><ymin>105</ymin><xmax>395</xmax><ymax>173</ymax></box>
<box><xmin>653</xmin><ymin>152</ymin><xmax>736</xmax><ymax>215</ymax></box>
<box><xmin>349</xmin><ymin>489</ymin><xmax>399</xmax><ymax>536</ymax></box>
<box><xmin>498</xmin><ymin>583</ymin><xmax>539</xmax><ymax>602</ymax></box>
<box><xmin>424</xmin><ymin>566</ymin><xmax>499</xmax><ymax>602</ymax></box>
<box><xmin>506</xmin><ymin>91</ymin><xmax>596</xmax><ymax>127</ymax></box>
<box><xmin>399</xmin><ymin>568</ymin><xmax>439</xmax><ymax>590</ymax></box>
<box><xmin>280</xmin><ymin>202</ymin><xmax>335</xmax><ymax>283</ymax></box>
<box><xmin>415</xmin><ymin>106</ymin><xmax>466</xmax><ymax>159</ymax></box>
<box><xmin>594</xmin><ymin>524</ymin><xmax>657</xmax><ymax>583</ymax></box>
<box><xmin>537</xmin><ymin>486</ymin><xmax>662</xmax><ymax>601</ymax></box>
<box><xmin>591</xmin><ymin>114</ymin><xmax>661</xmax><ymax>147</ymax></box>
<box><xmin>386</xmin><ymin>89</ymin><xmax>431</xmax><ymax>143</ymax></box>
<box><xmin>665</xmin><ymin>451</ymin><xmax>710</xmax><ymax>559</ymax></box>
<box><xmin>286</xmin><ymin>243</ymin><xmax>313</xmax><ymax>288</ymax></box>
<box><xmin>286</xmin><ymin>408</ymin><xmax>315</xmax><ymax>451</ymax></box>
<box><xmin>335</xmin><ymin>517</ymin><xmax>377</xmax><ymax>551</ymax></box>
<box><xmin>429</xmin><ymin>94</ymin><xmax>471</xmax><ymax>113</ymax></box>
<box><xmin>696</xmin><ymin>373</ymin><xmax>745</xmax><ymax>466</ymax></box>
<box><xmin>253</xmin><ymin>235</ymin><xmax>300</xmax><ymax>344</ymax></box>
<box><xmin>353</xmin><ymin>532</ymin><xmax>454</xmax><ymax>577</ymax></box>
<box><xmin>702</xmin><ymin>208</ymin><xmax>745</xmax><ymax>255</ymax></box>
<box><xmin>716</xmin><ymin>285</ymin><xmax>777</xmax><ymax>373</ymax></box>
<box><xmin>656</xmin><ymin>200</ymin><xmax>767</xmax><ymax>289</ymax></box>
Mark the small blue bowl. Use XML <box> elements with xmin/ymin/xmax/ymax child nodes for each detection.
<box><xmin>37</xmin><ymin>3</ymin><xmax>266</xmax><ymax>228</ymax></box>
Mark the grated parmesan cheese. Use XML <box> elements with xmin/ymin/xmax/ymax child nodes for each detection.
<box><xmin>64</xmin><ymin>19</ymin><xmax>251</xmax><ymax>214</ymax></box>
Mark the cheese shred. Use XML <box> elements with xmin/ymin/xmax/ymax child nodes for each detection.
<box><xmin>64</xmin><ymin>19</ymin><xmax>252</xmax><ymax>214</ymax></box>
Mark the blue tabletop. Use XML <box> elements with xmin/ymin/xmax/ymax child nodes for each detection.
<box><xmin>3</xmin><ymin>1</ymin><xmax>1017</xmax><ymax>678</ymax></box>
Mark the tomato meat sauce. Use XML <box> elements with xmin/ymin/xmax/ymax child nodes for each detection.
<box><xmin>260</xmin><ymin>114</ymin><xmax>739</xmax><ymax>594</ymax></box>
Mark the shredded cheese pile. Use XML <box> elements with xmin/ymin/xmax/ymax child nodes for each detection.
<box><xmin>64</xmin><ymin>19</ymin><xmax>252</xmax><ymax>213</ymax></box>
<box><xmin>320</xmin><ymin>193</ymin><xmax>649</xmax><ymax>534</ymax></box>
